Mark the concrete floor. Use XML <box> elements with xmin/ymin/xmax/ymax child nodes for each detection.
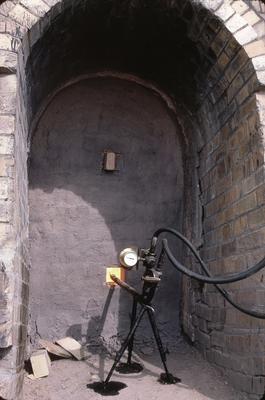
<box><xmin>23</xmin><ymin>340</ymin><xmax>248</xmax><ymax>400</ymax></box>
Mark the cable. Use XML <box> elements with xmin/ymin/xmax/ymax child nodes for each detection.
<box><xmin>153</xmin><ymin>228</ymin><xmax>265</xmax><ymax>319</ymax></box>
<box><xmin>153</xmin><ymin>227</ymin><xmax>265</xmax><ymax>284</ymax></box>
<box><xmin>162</xmin><ymin>239</ymin><xmax>265</xmax><ymax>284</ymax></box>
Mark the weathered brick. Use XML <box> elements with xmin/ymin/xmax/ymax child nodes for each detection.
<box><xmin>252</xmin><ymin>55</ymin><xmax>265</xmax><ymax>71</ymax></box>
<box><xmin>0</xmin><ymin>200</ymin><xmax>12</xmax><ymax>222</ymax></box>
<box><xmin>205</xmin><ymin>291</ymin><xmax>225</xmax><ymax>307</ymax></box>
<box><xmin>244</xmin><ymin>39</ymin><xmax>265</xmax><ymax>58</ymax></box>
<box><xmin>0</xmin><ymin>1</ymin><xmax>16</xmax><ymax>17</ymax></box>
<box><xmin>254</xmin><ymin>19</ymin><xmax>265</xmax><ymax>40</ymax></box>
<box><xmin>0</xmin><ymin>50</ymin><xmax>17</xmax><ymax>72</ymax></box>
<box><xmin>256</xmin><ymin>183</ymin><xmax>265</xmax><ymax>206</ymax></box>
<box><xmin>224</xmin><ymin>185</ymin><xmax>240</xmax><ymax>205</ymax></box>
<box><xmin>217</xmin><ymin>50</ymin><xmax>230</xmax><ymax>69</ymax></box>
<box><xmin>43</xmin><ymin>0</ymin><xmax>57</xmax><ymax>6</ymax></box>
<box><xmin>0</xmin><ymin>33</ymin><xmax>20</xmax><ymax>52</ymax></box>
<box><xmin>236</xmin><ymin>84</ymin><xmax>250</xmax><ymax>105</ymax></box>
<box><xmin>20</xmin><ymin>0</ymin><xmax>49</xmax><ymax>18</ymax></box>
<box><xmin>195</xmin><ymin>329</ymin><xmax>211</xmax><ymax>349</ymax></box>
<box><xmin>201</xmin><ymin>244</ymin><xmax>221</xmax><ymax>261</ymax></box>
<box><xmin>233</xmin><ymin>215</ymin><xmax>248</xmax><ymax>236</ymax></box>
<box><xmin>231</xmin><ymin>0</ymin><xmax>249</xmax><ymax>15</ymax></box>
<box><xmin>257</xmin><ymin>70</ymin><xmax>265</xmax><ymax>86</ymax></box>
<box><xmin>0</xmin><ymin>116</ymin><xmax>14</xmax><ymax>134</ymax></box>
<box><xmin>0</xmin><ymin>136</ymin><xmax>14</xmax><ymax>155</ymax></box>
<box><xmin>222</xmin><ymin>253</ymin><xmax>248</xmax><ymax>272</ymax></box>
<box><xmin>12</xmin><ymin>323</ymin><xmax>27</xmax><ymax>347</ymax></box>
<box><xmin>225</xmin><ymin>306</ymin><xmax>262</xmax><ymax>328</ymax></box>
<box><xmin>0</xmin><ymin>94</ymin><xmax>15</xmax><ymax>114</ymax></box>
<box><xmin>8</xmin><ymin>4</ymin><xmax>38</xmax><ymax>29</ymax></box>
<box><xmin>210</xmin><ymin>28</ymin><xmax>230</xmax><ymax>57</ymax></box>
<box><xmin>256</xmin><ymin>92</ymin><xmax>265</xmax><ymax>123</ymax></box>
<box><xmin>214</xmin><ymin>3</ymin><xmax>234</xmax><ymax>22</ymax></box>
<box><xmin>237</xmin><ymin>228</ymin><xmax>265</xmax><ymax>251</ymax></box>
<box><xmin>235</xmin><ymin>192</ymin><xmax>257</xmax><ymax>216</ymax></box>
<box><xmin>215</xmin><ymin>173</ymin><xmax>233</xmax><ymax>196</ymax></box>
<box><xmin>221</xmin><ymin>239</ymin><xmax>236</xmax><ymax>257</ymax></box>
<box><xmin>201</xmin><ymin>0</ymin><xmax>223</xmax><ymax>12</ymax></box>
<box><xmin>234</xmin><ymin>25</ymin><xmax>258</xmax><ymax>45</ymax></box>
<box><xmin>227</xmin><ymin>73</ymin><xmax>244</xmax><ymax>103</ymax></box>
<box><xmin>0</xmin><ymin>321</ymin><xmax>12</xmax><ymax>347</ymax></box>
<box><xmin>243</xmin><ymin>10</ymin><xmax>261</xmax><ymax>26</ymax></box>
<box><xmin>5</xmin><ymin>19</ymin><xmax>26</xmax><ymax>37</ymax></box>
<box><xmin>225</xmin><ymin>39</ymin><xmax>241</xmax><ymax>62</ymax></box>
<box><xmin>252</xmin><ymin>376</ymin><xmax>265</xmax><ymax>395</ymax></box>
<box><xmin>225</xmin><ymin>50</ymin><xmax>248</xmax><ymax>82</ymax></box>
<box><xmin>225</xmin><ymin>13</ymin><xmax>247</xmax><ymax>34</ymax></box>
<box><xmin>226</xmin><ymin>334</ymin><xmax>251</xmax><ymax>353</ymax></box>
<box><xmin>0</xmin><ymin>74</ymin><xmax>16</xmax><ymax>93</ymax></box>
<box><xmin>198</xmin><ymin>317</ymin><xmax>209</xmax><ymax>333</ymax></box>
<box><xmin>0</xmin><ymin>157</ymin><xmax>14</xmax><ymax>177</ymax></box>
<box><xmin>219</xmin><ymin>99</ymin><xmax>237</xmax><ymax>126</ymax></box>
<box><xmin>232</xmin><ymin>163</ymin><xmax>244</xmax><ymax>182</ymax></box>
<box><xmin>239</xmin><ymin>95</ymin><xmax>257</xmax><ymax>120</ymax></box>
<box><xmin>0</xmin><ymin>177</ymin><xmax>10</xmax><ymax>199</ymax></box>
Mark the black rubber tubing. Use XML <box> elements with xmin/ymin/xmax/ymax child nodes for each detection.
<box><xmin>154</xmin><ymin>228</ymin><xmax>265</xmax><ymax>284</ymax></box>
<box><xmin>153</xmin><ymin>228</ymin><xmax>265</xmax><ymax>319</ymax></box>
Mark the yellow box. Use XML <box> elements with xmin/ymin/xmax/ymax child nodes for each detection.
<box><xmin>106</xmin><ymin>266</ymin><xmax>125</xmax><ymax>286</ymax></box>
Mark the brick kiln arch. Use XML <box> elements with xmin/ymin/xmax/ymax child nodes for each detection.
<box><xmin>0</xmin><ymin>1</ymin><xmax>265</xmax><ymax>398</ymax></box>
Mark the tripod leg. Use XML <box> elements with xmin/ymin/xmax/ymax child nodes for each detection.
<box><xmin>104</xmin><ymin>306</ymin><xmax>146</xmax><ymax>385</ymax></box>
<box><xmin>147</xmin><ymin>308</ymin><xmax>181</xmax><ymax>384</ymax></box>
<box><xmin>127</xmin><ymin>297</ymin><xmax>137</xmax><ymax>364</ymax></box>
<box><xmin>115</xmin><ymin>297</ymin><xmax>143</xmax><ymax>374</ymax></box>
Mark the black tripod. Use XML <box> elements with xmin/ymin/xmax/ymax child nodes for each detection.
<box><xmin>104</xmin><ymin>273</ymin><xmax>180</xmax><ymax>387</ymax></box>
<box><xmin>88</xmin><ymin>247</ymin><xmax>180</xmax><ymax>395</ymax></box>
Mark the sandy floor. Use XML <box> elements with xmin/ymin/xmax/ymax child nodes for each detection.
<box><xmin>23</xmin><ymin>340</ymin><xmax>249</xmax><ymax>400</ymax></box>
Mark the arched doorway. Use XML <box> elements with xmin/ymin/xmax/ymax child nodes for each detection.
<box><xmin>0</xmin><ymin>0</ymin><xmax>265</xmax><ymax>398</ymax></box>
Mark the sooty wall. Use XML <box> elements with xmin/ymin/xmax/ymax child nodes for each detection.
<box><xmin>28</xmin><ymin>77</ymin><xmax>184</xmax><ymax>350</ymax></box>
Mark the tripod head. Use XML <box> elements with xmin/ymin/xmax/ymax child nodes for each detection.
<box><xmin>118</xmin><ymin>236</ymin><xmax>162</xmax><ymax>285</ymax></box>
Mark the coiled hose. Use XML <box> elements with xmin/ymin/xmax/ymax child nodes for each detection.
<box><xmin>152</xmin><ymin>227</ymin><xmax>265</xmax><ymax>319</ymax></box>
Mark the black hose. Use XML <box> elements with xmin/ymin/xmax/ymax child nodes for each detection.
<box><xmin>162</xmin><ymin>239</ymin><xmax>265</xmax><ymax>284</ymax></box>
<box><xmin>154</xmin><ymin>227</ymin><xmax>265</xmax><ymax>284</ymax></box>
<box><xmin>153</xmin><ymin>228</ymin><xmax>265</xmax><ymax>319</ymax></box>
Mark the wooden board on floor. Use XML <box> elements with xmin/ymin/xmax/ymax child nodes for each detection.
<box><xmin>39</xmin><ymin>339</ymin><xmax>73</xmax><ymax>359</ymax></box>
<box><xmin>56</xmin><ymin>337</ymin><xmax>83</xmax><ymax>360</ymax></box>
<box><xmin>30</xmin><ymin>349</ymin><xmax>51</xmax><ymax>378</ymax></box>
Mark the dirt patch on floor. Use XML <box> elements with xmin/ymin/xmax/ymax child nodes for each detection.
<box><xmin>23</xmin><ymin>340</ymin><xmax>248</xmax><ymax>400</ymax></box>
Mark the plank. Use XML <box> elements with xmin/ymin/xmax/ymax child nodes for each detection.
<box><xmin>39</xmin><ymin>339</ymin><xmax>73</xmax><ymax>359</ymax></box>
<box><xmin>56</xmin><ymin>337</ymin><xmax>84</xmax><ymax>360</ymax></box>
<box><xmin>30</xmin><ymin>349</ymin><xmax>50</xmax><ymax>378</ymax></box>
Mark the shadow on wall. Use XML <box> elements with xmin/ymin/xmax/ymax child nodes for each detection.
<box><xmin>28</xmin><ymin>77</ymin><xmax>184</xmax><ymax>354</ymax></box>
